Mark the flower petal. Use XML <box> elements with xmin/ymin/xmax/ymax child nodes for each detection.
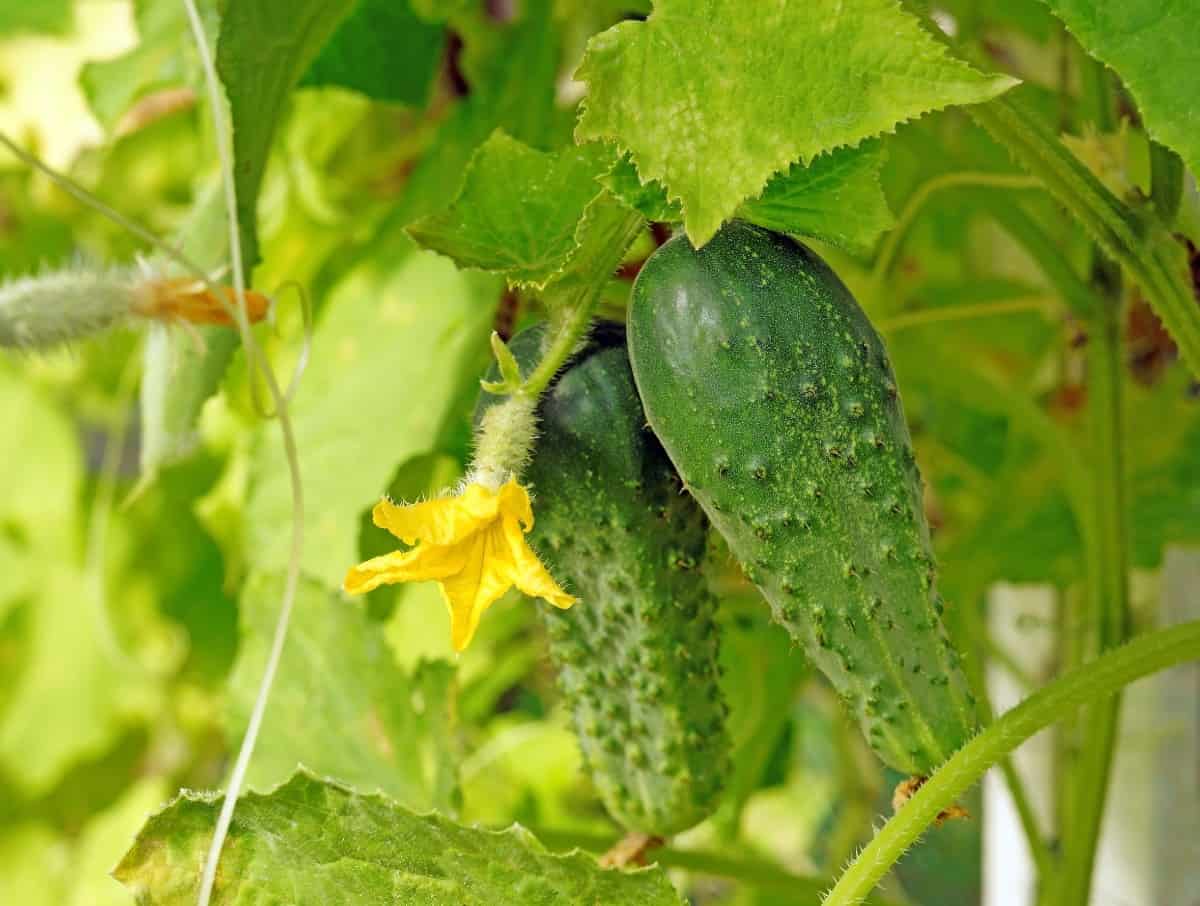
<box><xmin>343</xmin><ymin>541</ymin><xmax>468</xmax><ymax>596</ymax></box>
<box><xmin>371</xmin><ymin>483</ymin><xmax>500</xmax><ymax>545</ymax></box>
<box><xmin>501</xmin><ymin>514</ymin><xmax>576</xmax><ymax>609</ymax></box>
<box><xmin>438</xmin><ymin>524</ymin><xmax>516</xmax><ymax>651</ymax></box>
<box><xmin>496</xmin><ymin>478</ymin><xmax>536</xmax><ymax>532</ymax></box>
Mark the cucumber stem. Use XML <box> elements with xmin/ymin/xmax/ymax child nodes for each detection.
<box><xmin>822</xmin><ymin>620</ymin><xmax>1200</xmax><ymax>906</ymax></box>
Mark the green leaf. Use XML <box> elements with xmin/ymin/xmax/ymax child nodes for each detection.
<box><xmin>576</xmin><ymin>0</ymin><xmax>1016</xmax><ymax>244</ymax></box>
<box><xmin>245</xmin><ymin>233</ymin><xmax>499</xmax><ymax>586</ymax></box>
<box><xmin>0</xmin><ymin>0</ymin><xmax>71</xmax><ymax>36</ymax></box>
<box><xmin>408</xmin><ymin>132</ymin><xmax>615</xmax><ymax>286</ymax></box>
<box><xmin>605</xmin><ymin>141</ymin><xmax>894</xmax><ymax>253</ymax></box>
<box><xmin>388</xmin><ymin>0</ymin><xmax>564</xmax><ymax>226</ymax></box>
<box><xmin>740</xmin><ymin>141</ymin><xmax>894</xmax><ymax>254</ymax></box>
<box><xmin>79</xmin><ymin>0</ymin><xmax>200</xmax><ymax>131</ymax></box>
<box><xmin>1039</xmin><ymin>0</ymin><xmax>1200</xmax><ymax>180</ymax></box>
<box><xmin>227</xmin><ymin>573</ymin><xmax>458</xmax><ymax>813</ymax></box>
<box><xmin>115</xmin><ymin>771</ymin><xmax>686</xmax><ymax>905</ymax></box>
<box><xmin>300</xmin><ymin>0</ymin><xmax>445</xmax><ymax>107</ymax></box>
<box><xmin>216</xmin><ymin>0</ymin><xmax>358</xmax><ymax>266</ymax></box>
<box><xmin>409</xmin><ymin>0</ymin><xmax>474</xmax><ymax>22</ymax></box>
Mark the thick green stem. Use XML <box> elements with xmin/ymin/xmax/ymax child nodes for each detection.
<box><xmin>969</xmin><ymin>96</ymin><xmax>1200</xmax><ymax>376</ymax></box>
<box><xmin>822</xmin><ymin>620</ymin><xmax>1200</xmax><ymax>906</ymax></box>
<box><xmin>1054</xmin><ymin>266</ymin><xmax>1130</xmax><ymax>906</ymax></box>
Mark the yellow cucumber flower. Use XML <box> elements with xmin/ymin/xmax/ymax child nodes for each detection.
<box><xmin>344</xmin><ymin>479</ymin><xmax>575</xmax><ymax>651</ymax></box>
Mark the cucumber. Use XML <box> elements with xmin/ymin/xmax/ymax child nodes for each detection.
<box><xmin>479</xmin><ymin>326</ymin><xmax>731</xmax><ymax>836</ymax></box>
<box><xmin>627</xmin><ymin>222</ymin><xmax>976</xmax><ymax>775</ymax></box>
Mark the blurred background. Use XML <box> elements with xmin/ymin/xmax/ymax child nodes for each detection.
<box><xmin>1</xmin><ymin>2</ymin><xmax>1197</xmax><ymax>904</ymax></box>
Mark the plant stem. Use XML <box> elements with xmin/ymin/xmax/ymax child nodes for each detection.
<box><xmin>969</xmin><ymin>95</ymin><xmax>1200</xmax><ymax>376</ymax></box>
<box><xmin>955</xmin><ymin>591</ymin><xmax>1056</xmax><ymax>883</ymax></box>
<box><xmin>870</xmin><ymin>171</ymin><xmax>1041</xmax><ymax>296</ymax></box>
<box><xmin>822</xmin><ymin>620</ymin><xmax>1200</xmax><ymax>906</ymax></box>
<box><xmin>1054</xmin><ymin>262</ymin><xmax>1130</xmax><ymax>906</ymax></box>
<box><xmin>877</xmin><ymin>295</ymin><xmax>1057</xmax><ymax>333</ymax></box>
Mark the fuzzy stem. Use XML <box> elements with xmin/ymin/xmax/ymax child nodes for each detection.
<box><xmin>822</xmin><ymin>620</ymin><xmax>1200</xmax><ymax>906</ymax></box>
<box><xmin>468</xmin><ymin>203</ymin><xmax>645</xmax><ymax>486</ymax></box>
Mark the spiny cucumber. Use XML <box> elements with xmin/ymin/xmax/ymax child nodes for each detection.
<box><xmin>479</xmin><ymin>326</ymin><xmax>731</xmax><ymax>835</ymax></box>
<box><xmin>627</xmin><ymin>222</ymin><xmax>977</xmax><ymax>776</ymax></box>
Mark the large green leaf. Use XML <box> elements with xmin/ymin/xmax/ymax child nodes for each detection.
<box><xmin>576</xmin><ymin>0</ymin><xmax>1015</xmax><ymax>244</ymax></box>
<box><xmin>115</xmin><ymin>771</ymin><xmax>686</xmax><ymax>905</ymax></box>
<box><xmin>216</xmin><ymin>0</ymin><xmax>358</xmax><ymax>266</ymax></box>
<box><xmin>606</xmin><ymin>141</ymin><xmax>894</xmax><ymax>253</ymax></box>
<box><xmin>300</xmin><ymin>0</ymin><xmax>444</xmax><ymax>106</ymax></box>
<box><xmin>244</xmin><ymin>234</ymin><xmax>499</xmax><ymax>586</ymax></box>
<box><xmin>1040</xmin><ymin>0</ymin><xmax>1200</xmax><ymax>179</ymax></box>
<box><xmin>408</xmin><ymin>132</ymin><xmax>614</xmax><ymax>286</ymax></box>
<box><xmin>227</xmin><ymin>573</ymin><xmax>458</xmax><ymax>813</ymax></box>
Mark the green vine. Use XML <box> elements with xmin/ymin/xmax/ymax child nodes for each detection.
<box><xmin>970</xmin><ymin>96</ymin><xmax>1200</xmax><ymax>377</ymax></box>
<box><xmin>1053</xmin><ymin>258</ymin><xmax>1130</xmax><ymax>906</ymax></box>
<box><xmin>822</xmin><ymin>620</ymin><xmax>1200</xmax><ymax>906</ymax></box>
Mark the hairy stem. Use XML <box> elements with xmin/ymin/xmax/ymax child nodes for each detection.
<box><xmin>822</xmin><ymin>620</ymin><xmax>1200</xmax><ymax>906</ymax></box>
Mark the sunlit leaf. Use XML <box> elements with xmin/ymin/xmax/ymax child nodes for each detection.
<box><xmin>576</xmin><ymin>0</ymin><xmax>1015</xmax><ymax>244</ymax></box>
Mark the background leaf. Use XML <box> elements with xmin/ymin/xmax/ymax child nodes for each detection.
<box><xmin>300</xmin><ymin>0</ymin><xmax>445</xmax><ymax>107</ymax></box>
<box><xmin>244</xmin><ymin>232</ymin><xmax>499</xmax><ymax>586</ymax></box>
<box><xmin>227</xmin><ymin>573</ymin><xmax>459</xmax><ymax>812</ymax></box>
<box><xmin>115</xmin><ymin>771</ymin><xmax>686</xmax><ymax>905</ymax></box>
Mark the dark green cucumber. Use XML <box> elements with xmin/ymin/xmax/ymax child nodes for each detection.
<box><xmin>627</xmin><ymin>222</ymin><xmax>976</xmax><ymax>775</ymax></box>
<box><xmin>479</xmin><ymin>327</ymin><xmax>730</xmax><ymax>836</ymax></box>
